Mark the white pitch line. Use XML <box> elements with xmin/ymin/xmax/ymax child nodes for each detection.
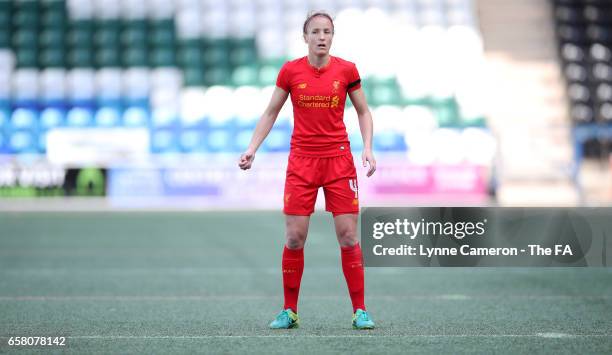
<box><xmin>1</xmin><ymin>294</ymin><xmax>611</xmax><ymax>301</ymax></box>
<box><xmin>9</xmin><ymin>334</ymin><xmax>609</xmax><ymax>340</ymax></box>
<box><xmin>2</xmin><ymin>294</ymin><xmax>612</xmax><ymax>301</ymax></box>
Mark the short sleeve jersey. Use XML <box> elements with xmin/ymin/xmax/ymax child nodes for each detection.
<box><xmin>276</xmin><ymin>56</ymin><xmax>362</xmax><ymax>156</ymax></box>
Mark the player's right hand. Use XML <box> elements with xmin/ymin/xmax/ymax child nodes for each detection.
<box><xmin>238</xmin><ymin>150</ymin><xmax>255</xmax><ymax>170</ymax></box>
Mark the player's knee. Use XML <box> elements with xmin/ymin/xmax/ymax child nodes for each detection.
<box><xmin>337</xmin><ymin>227</ymin><xmax>357</xmax><ymax>247</ymax></box>
<box><xmin>285</xmin><ymin>229</ymin><xmax>307</xmax><ymax>249</ymax></box>
<box><xmin>286</xmin><ymin>237</ymin><xmax>305</xmax><ymax>249</ymax></box>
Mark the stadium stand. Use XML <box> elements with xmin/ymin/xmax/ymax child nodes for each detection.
<box><xmin>552</xmin><ymin>0</ymin><xmax>612</xmax><ymax>164</ymax></box>
<box><xmin>0</xmin><ymin>0</ymin><xmax>491</xmax><ymax>162</ymax></box>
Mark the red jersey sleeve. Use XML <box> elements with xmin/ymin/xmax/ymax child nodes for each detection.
<box><xmin>347</xmin><ymin>63</ymin><xmax>362</xmax><ymax>93</ymax></box>
<box><xmin>276</xmin><ymin>62</ymin><xmax>290</xmax><ymax>92</ymax></box>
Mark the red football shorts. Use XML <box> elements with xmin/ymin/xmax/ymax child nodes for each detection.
<box><xmin>283</xmin><ymin>152</ymin><xmax>359</xmax><ymax>217</ymax></box>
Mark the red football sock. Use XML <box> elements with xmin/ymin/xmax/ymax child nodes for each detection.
<box><xmin>282</xmin><ymin>245</ymin><xmax>304</xmax><ymax>313</ymax></box>
<box><xmin>341</xmin><ymin>243</ymin><xmax>366</xmax><ymax>313</ymax></box>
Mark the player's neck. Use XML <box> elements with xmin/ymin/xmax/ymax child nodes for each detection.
<box><xmin>307</xmin><ymin>54</ymin><xmax>330</xmax><ymax>69</ymax></box>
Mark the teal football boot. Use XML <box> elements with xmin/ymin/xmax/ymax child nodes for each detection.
<box><xmin>352</xmin><ymin>309</ymin><xmax>375</xmax><ymax>329</ymax></box>
<box><xmin>269</xmin><ymin>309</ymin><xmax>299</xmax><ymax>329</ymax></box>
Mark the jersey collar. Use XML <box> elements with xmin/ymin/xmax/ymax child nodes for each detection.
<box><xmin>306</xmin><ymin>55</ymin><xmax>333</xmax><ymax>76</ymax></box>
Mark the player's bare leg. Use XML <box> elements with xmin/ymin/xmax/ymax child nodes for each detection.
<box><xmin>333</xmin><ymin>213</ymin><xmax>358</xmax><ymax>247</ymax></box>
<box><xmin>285</xmin><ymin>215</ymin><xmax>310</xmax><ymax>249</ymax></box>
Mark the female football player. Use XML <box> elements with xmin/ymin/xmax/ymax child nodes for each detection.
<box><xmin>239</xmin><ymin>11</ymin><xmax>376</xmax><ymax>329</ymax></box>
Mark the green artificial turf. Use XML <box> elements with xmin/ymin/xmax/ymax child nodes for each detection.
<box><xmin>0</xmin><ymin>211</ymin><xmax>610</xmax><ymax>354</ymax></box>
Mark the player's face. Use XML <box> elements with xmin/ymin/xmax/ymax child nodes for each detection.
<box><xmin>303</xmin><ymin>16</ymin><xmax>333</xmax><ymax>56</ymax></box>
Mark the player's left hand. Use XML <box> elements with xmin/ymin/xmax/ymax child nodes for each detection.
<box><xmin>239</xmin><ymin>149</ymin><xmax>256</xmax><ymax>170</ymax></box>
<box><xmin>362</xmin><ymin>149</ymin><xmax>376</xmax><ymax>177</ymax></box>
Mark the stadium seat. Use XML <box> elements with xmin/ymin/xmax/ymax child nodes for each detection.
<box><xmin>12</xmin><ymin>29</ymin><xmax>38</xmax><ymax>50</ymax></box>
<box><xmin>123</xmin><ymin>68</ymin><xmax>151</xmax><ymax>101</ymax></box>
<box><xmin>41</xmin><ymin>48</ymin><xmax>66</xmax><ymax>68</ymax></box>
<box><xmin>96</xmin><ymin>47</ymin><xmax>121</xmax><ymax>67</ymax></box>
<box><xmin>121</xmin><ymin>21</ymin><xmax>148</xmax><ymax>48</ymax></box>
<box><xmin>96</xmin><ymin>69</ymin><xmax>122</xmax><ymax>100</ymax></box>
<box><xmin>66</xmin><ymin>106</ymin><xmax>94</xmax><ymax>127</ymax></box>
<box><xmin>122</xmin><ymin>106</ymin><xmax>149</xmax><ymax>127</ymax></box>
<box><xmin>69</xmin><ymin>47</ymin><xmax>95</xmax><ymax>68</ymax></box>
<box><xmin>149</xmin><ymin>19</ymin><xmax>175</xmax><ymax>48</ymax></box>
<box><xmin>122</xmin><ymin>0</ymin><xmax>147</xmax><ymax>20</ymax></box>
<box><xmin>177</xmin><ymin>39</ymin><xmax>203</xmax><ymax>68</ymax></box>
<box><xmin>10</xmin><ymin>107</ymin><xmax>38</xmax><ymax>131</ymax></box>
<box><xmin>13</xmin><ymin>69</ymin><xmax>39</xmax><ymax>101</ymax></box>
<box><xmin>67</xmin><ymin>0</ymin><xmax>95</xmax><ymax>20</ymax></box>
<box><xmin>151</xmin><ymin>128</ymin><xmax>180</xmax><ymax>153</ymax></box>
<box><xmin>232</xmin><ymin>65</ymin><xmax>259</xmax><ymax>86</ymax></box>
<box><xmin>150</xmin><ymin>46</ymin><xmax>177</xmax><ymax>67</ymax></box>
<box><xmin>95</xmin><ymin>106</ymin><xmax>122</xmax><ymax>127</ymax></box>
<box><xmin>122</xmin><ymin>46</ymin><xmax>148</xmax><ymax>67</ymax></box>
<box><xmin>205</xmin><ymin>128</ymin><xmax>233</xmax><ymax>153</ymax></box>
<box><xmin>41</xmin><ymin>1</ymin><xmax>67</xmax><ymax>29</ymax></box>
<box><xmin>9</xmin><ymin>131</ymin><xmax>38</xmax><ymax>154</ymax></box>
<box><xmin>68</xmin><ymin>69</ymin><xmax>96</xmax><ymax>102</ymax></box>
<box><xmin>94</xmin><ymin>21</ymin><xmax>121</xmax><ymax>48</ymax></box>
<box><xmin>0</xmin><ymin>5</ymin><xmax>11</xmax><ymax>33</ymax></box>
<box><xmin>41</xmin><ymin>69</ymin><xmax>67</xmax><ymax>102</ymax></box>
<box><xmin>175</xmin><ymin>10</ymin><xmax>200</xmax><ymax>40</ymax></box>
<box><xmin>40</xmin><ymin>29</ymin><xmax>65</xmax><ymax>49</ymax></box>
<box><xmin>179</xmin><ymin>129</ymin><xmax>205</xmax><ymax>153</ymax></box>
<box><xmin>183</xmin><ymin>67</ymin><xmax>205</xmax><ymax>87</ymax></box>
<box><xmin>13</xmin><ymin>6</ymin><xmax>40</xmax><ymax>29</ymax></box>
<box><xmin>40</xmin><ymin>106</ymin><xmax>66</xmax><ymax>130</ymax></box>
<box><xmin>68</xmin><ymin>21</ymin><xmax>94</xmax><ymax>48</ymax></box>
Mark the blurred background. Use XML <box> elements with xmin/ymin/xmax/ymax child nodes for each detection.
<box><xmin>0</xmin><ymin>0</ymin><xmax>609</xmax><ymax>210</ymax></box>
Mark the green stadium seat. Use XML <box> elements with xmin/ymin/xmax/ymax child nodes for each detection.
<box><xmin>0</xmin><ymin>9</ymin><xmax>11</xmax><ymax>31</ymax></box>
<box><xmin>13</xmin><ymin>6</ymin><xmax>40</xmax><ymax>28</ymax></box>
<box><xmin>431</xmin><ymin>98</ymin><xmax>460</xmax><ymax>127</ymax></box>
<box><xmin>122</xmin><ymin>46</ymin><xmax>148</xmax><ymax>67</ymax></box>
<box><xmin>0</xmin><ymin>0</ymin><xmax>11</xmax><ymax>11</ymax></box>
<box><xmin>368</xmin><ymin>77</ymin><xmax>402</xmax><ymax>106</ymax></box>
<box><xmin>203</xmin><ymin>47</ymin><xmax>229</xmax><ymax>70</ymax></box>
<box><xmin>204</xmin><ymin>67</ymin><xmax>230</xmax><ymax>86</ymax></box>
<box><xmin>15</xmin><ymin>48</ymin><xmax>38</xmax><ymax>68</ymax></box>
<box><xmin>183</xmin><ymin>67</ymin><xmax>205</xmax><ymax>87</ymax></box>
<box><xmin>203</xmin><ymin>38</ymin><xmax>230</xmax><ymax>68</ymax></box>
<box><xmin>96</xmin><ymin>47</ymin><xmax>121</xmax><ymax>67</ymax></box>
<box><xmin>12</xmin><ymin>30</ymin><xmax>38</xmax><ymax>49</ymax></box>
<box><xmin>229</xmin><ymin>46</ymin><xmax>256</xmax><ymax>68</ymax></box>
<box><xmin>150</xmin><ymin>46</ymin><xmax>176</xmax><ymax>67</ymax></box>
<box><xmin>69</xmin><ymin>47</ymin><xmax>94</xmax><ymax>67</ymax></box>
<box><xmin>68</xmin><ymin>21</ymin><xmax>94</xmax><ymax>48</ymax></box>
<box><xmin>177</xmin><ymin>41</ymin><xmax>202</xmax><ymax>68</ymax></box>
<box><xmin>258</xmin><ymin>65</ymin><xmax>278</xmax><ymax>86</ymax></box>
<box><xmin>149</xmin><ymin>19</ymin><xmax>175</xmax><ymax>47</ymax></box>
<box><xmin>94</xmin><ymin>23</ymin><xmax>121</xmax><ymax>48</ymax></box>
<box><xmin>232</xmin><ymin>65</ymin><xmax>258</xmax><ymax>86</ymax></box>
<box><xmin>460</xmin><ymin>114</ymin><xmax>486</xmax><ymax>127</ymax></box>
<box><xmin>40</xmin><ymin>48</ymin><xmax>65</xmax><ymax>67</ymax></box>
<box><xmin>0</xmin><ymin>31</ymin><xmax>9</xmax><ymax>48</ymax></box>
<box><xmin>40</xmin><ymin>29</ymin><xmax>65</xmax><ymax>48</ymax></box>
<box><xmin>41</xmin><ymin>8</ymin><xmax>67</xmax><ymax>29</ymax></box>
<box><xmin>42</xmin><ymin>0</ymin><xmax>66</xmax><ymax>14</ymax></box>
<box><xmin>121</xmin><ymin>21</ymin><xmax>148</xmax><ymax>47</ymax></box>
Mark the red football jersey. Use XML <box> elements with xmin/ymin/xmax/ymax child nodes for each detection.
<box><xmin>276</xmin><ymin>56</ymin><xmax>362</xmax><ymax>156</ymax></box>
